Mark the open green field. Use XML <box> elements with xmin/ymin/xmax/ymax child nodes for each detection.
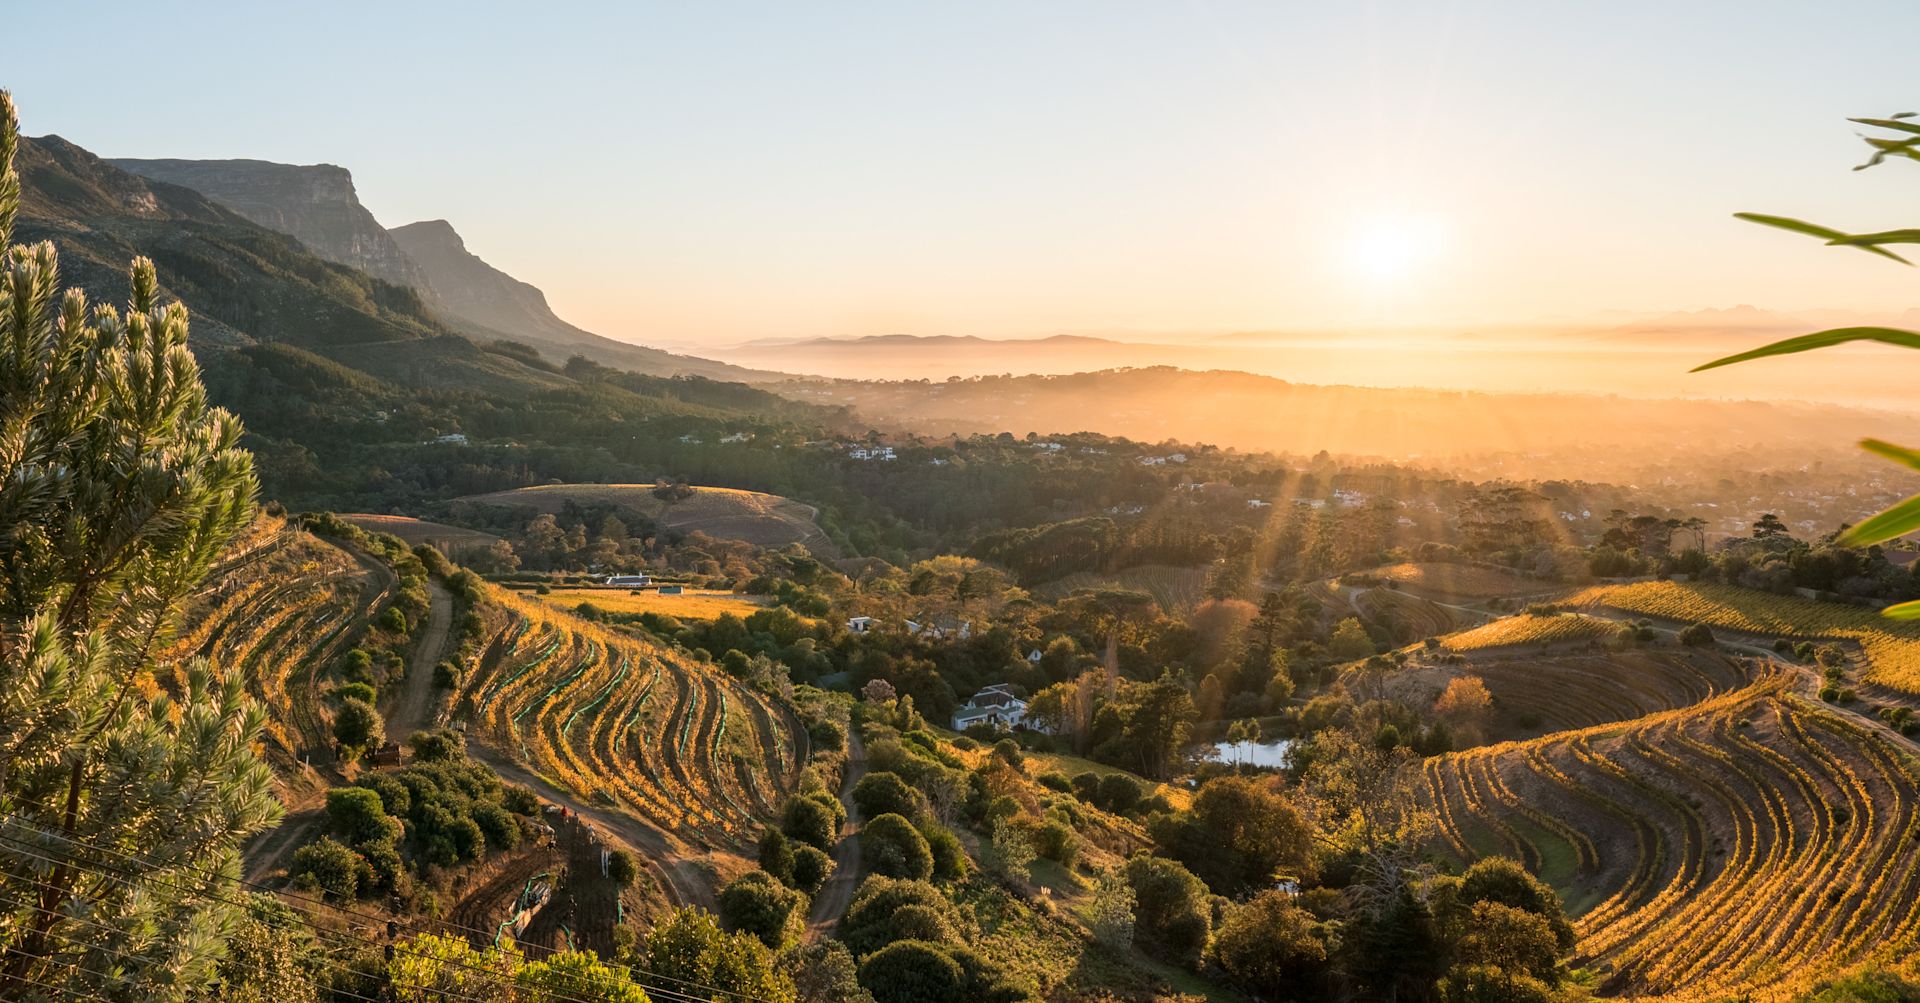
<box><xmin>527</xmin><ymin>585</ymin><xmax>770</xmax><ymax>621</ymax></box>
<box><xmin>460</xmin><ymin>483</ymin><xmax>836</xmax><ymax>555</ymax></box>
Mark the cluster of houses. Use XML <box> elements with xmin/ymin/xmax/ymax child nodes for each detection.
<box><xmin>845</xmin><ymin>615</ymin><xmax>974</xmax><ymax>641</ymax></box>
<box><xmin>849</xmin><ymin>445</ymin><xmax>898</xmax><ymax>461</ymax></box>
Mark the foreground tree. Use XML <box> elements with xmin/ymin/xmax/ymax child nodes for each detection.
<box><xmin>0</xmin><ymin>91</ymin><xmax>282</xmax><ymax>998</ymax></box>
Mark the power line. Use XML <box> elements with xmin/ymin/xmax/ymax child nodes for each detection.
<box><xmin>0</xmin><ymin>802</ymin><xmax>782</xmax><ymax>1003</ymax></box>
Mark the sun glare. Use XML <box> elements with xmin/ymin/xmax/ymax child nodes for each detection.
<box><xmin>1345</xmin><ymin>217</ymin><xmax>1440</xmax><ymax>283</ymax></box>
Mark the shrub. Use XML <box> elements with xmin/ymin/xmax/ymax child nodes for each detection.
<box><xmin>853</xmin><ymin>772</ymin><xmax>927</xmax><ymax>822</ymax></box>
<box><xmin>1678</xmin><ymin>623</ymin><xmax>1715</xmax><ymax>646</ymax></box>
<box><xmin>784</xmin><ymin>795</ymin><xmax>841</xmax><ymax>850</ymax></box>
<box><xmin>841</xmin><ymin>876</ymin><xmax>954</xmax><ymax>957</ymax></box>
<box><xmin>858</xmin><ymin>940</ymin><xmax>966</xmax><ymax>1003</ymax></box>
<box><xmin>759</xmin><ymin>827</ymin><xmax>796</xmax><ymax>884</ymax></box>
<box><xmin>1125</xmin><ymin>855</ymin><xmax>1212</xmax><ymax>967</ymax></box>
<box><xmin>1033</xmin><ymin>819</ymin><xmax>1081</xmax><ymax>869</ymax></box>
<box><xmin>608</xmin><ymin>850</ymin><xmax>639</xmax><ymax>888</ymax></box>
<box><xmin>333</xmin><ymin>698</ymin><xmax>384</xmax><ymax>759</ymax></box>
<box><xmin>1036</xmin><ymin>771</ymin><xmax>1071</xmax><ymax>793</ymax></box>
<box><xmin>290</xmin><ymin>837</ymin><xmax>369</xmax><ymax>901</ymax></box>
<box><xmin>1096</xmin><ymin>774</ymin><xmax>1144</xmax><ymax>815</ymax></box>
<box><xmin>919</xmin><ymin>823</ymin><xmax>968</xmax><ymax>883</ymax></box>
<box><xmin>718</xmin><ymin>871</ymin><xmax>805</xmax><ymax>949</ymax></box>
<box><xmin>791</xmin><ymin>844</ymin><xmax>835</xmax><ymax>895</ymax></box>
<box><xmin>433</xmin><ymin>660</ymin><xmax>462</xmax><ymax>689</ymax></box>
<box><xmin>860</xmin><ymin>814</ymin><xmax>933</xmax><ymax>880</ymax></box>
<box><xmin>334</xmin><ymin>682</ymin><xmax>377</xmax><ymax>705</ymax></box>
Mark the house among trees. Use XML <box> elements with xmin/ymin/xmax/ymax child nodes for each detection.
<box><xmin>604</xmin><ymin>573</ymin><xmax>652</xmax><ymax>587</ymax></box>
<box><xmin>846</xmin><ymin>615</ymin><xmax>877</xmax><ymax>633</ymax></box>
<box><xmin>951</xmin><ymin>684</ymin><xmax>1047</xmax><ymax>732</ymax></box>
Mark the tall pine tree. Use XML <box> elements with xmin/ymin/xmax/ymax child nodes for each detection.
<box><xmin>0</xmin><ymin>90</ymin><xmax>282</xmax><ymax>1000</ymax></box>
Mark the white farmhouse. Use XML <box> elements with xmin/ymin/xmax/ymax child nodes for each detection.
<box><xmin>846</xmin><ymin>616</ymin><xmax>876</xmax><ymax>634</ymax></box>
<box><xmin>952</xmin><ymin>684</ymin><xmax>1049</xmax><ymax>733</ymax></box>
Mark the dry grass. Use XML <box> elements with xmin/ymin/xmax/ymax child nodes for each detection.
<box><xmin>459</xmin><ymin>483</ymin><xmax>835</xmax><ymax>555</ymax></box>
<box><xmin>1373</xmin><ymin>562</ymin><xmax>1547</xmax><ymax>602</ymax></box>
<box><xmin>1033</xmin><ymin>564</ymin><xmax>1213</xmax><ymax>613</ymax></box>
<box><xmin>527</xmin><ymin>586</ymin><xmax>769</xmax><ymax>622</ymax></box>
<box><xmin>339</xmin><ymin>513</ymin><xmax>503</xmax><ymax>549</ymax></box>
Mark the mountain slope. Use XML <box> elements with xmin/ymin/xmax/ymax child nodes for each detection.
<box><xmin>388</xmin><ymin>218</ymin><xmax>766</xmax><ymax>381</ymax></box>
<box><xmin>107</xmin><ymin>156</ymin><xmax>430</xmax><ymax>290</ymax></box>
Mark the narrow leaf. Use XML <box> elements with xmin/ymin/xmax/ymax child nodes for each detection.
<box><xmin>1734</xmin><ymin>212</ymin><xmax>1911</xmax><ymax>263</ymax></box>
<box><xmin>1830</xmin><ymin>228</ymin><xmax>1920</xmax><ymax>247</ymax></box>
<box><xmin>1691</xmin><ymin>326</ymin><xmax>1920</xmax><ymax>372</ymax></box>
<box><xmin>1861</xmin><ymin>438</ymin><xmax>1920</xmax><ymax>474</ymax></box>
<box><xmin>1837</xmin><ymin>494</ymin><xmax>1920</xmax><ymax>547</ymax></box>
<box><xmin>1882</xmin><ymin>599</ymin><xmax>1920</xmax><ymax>620</ymax></box>
<box><xmin>1852</xmin><ymin>117</ymin><xmax>1920</xmax><ymax>135</ymax></box>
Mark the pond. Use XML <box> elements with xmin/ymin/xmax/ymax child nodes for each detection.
<box><xmin>1205</xmin><ymin>739</ymin><xmax>1294</xmax><ymax>768</ymax></box>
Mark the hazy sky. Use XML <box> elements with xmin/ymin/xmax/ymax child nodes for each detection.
<box><xmin>9</xmin><ymin>1</ymin><xmax>1920</xmax><ymax>346</ymax></box>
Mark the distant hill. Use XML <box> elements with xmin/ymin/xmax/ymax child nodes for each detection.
<box><xmin>710</xmin><ymin>331</ymin><xmax>1202</xmax><ymax>379</ymax></box>
<box><xmin>111</xmin><ymin>156</ymin><xmax>768</xmax><ymax>382</ymax></box>
<box><xmin>458</xmin><ymin>483</ymin><xmax>839</xmax><ymax>558</ymax></box>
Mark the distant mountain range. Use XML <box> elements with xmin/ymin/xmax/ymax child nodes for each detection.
<box><xmin>107</xmin><ymin>154</ymin><xmax>764</xmax><ymax>382</ymax></box>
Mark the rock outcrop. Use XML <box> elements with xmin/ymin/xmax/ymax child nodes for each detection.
<box><xmin>109</xmin><ymin>157</ymin><xmax>431</xmax><ymax>291</ymax></box>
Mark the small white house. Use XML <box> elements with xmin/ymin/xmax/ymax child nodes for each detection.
<box><xmin>846</xmin><ymin>616</ymin><xmax>876</xmax><ymax>634</ymax></box>
<box><xmin>604</xmin><ymin>574</ymin><xmax>652</xmax><ymax>587</ymax></box>
<box><xmin>952</xmin><ymin>684</ymin><xmax>1046</xmax><ymax>733</ymax></box>
<box><xmin>433</xmin><ymin>432</ymin><xmax>469</xmax><ymax>446</ymax></box>
<box><xmin>1026</xmin><ymin>648</ymin><xmax>1044</xmax><ymax>664</ymax></box>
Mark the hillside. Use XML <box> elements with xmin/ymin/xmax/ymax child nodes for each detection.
<box><xmin>110</xmin><ymin>155</ymin><xmax>768</xmax><ymax>381</ymax></box>
<box><xmin>460</xmin><ymin>483</ymin><xmax>839</xmax><ymax>557</ymax></box>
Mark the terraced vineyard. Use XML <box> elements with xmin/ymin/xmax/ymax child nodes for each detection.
<box><xmin>1354</xmin><ymin>587</ymin><xmax>1460</xmax><ymax>643</ymax></box>
<box><xmin>169</xmin><ymin>516</ymin><xmax>389</xmax><ymax>764</ymax></box>
<box><xmin>1424</xmin><ymin>665</ymin><xmax>1920</xmax><ymax>1000</ymax></box>
<box><xmin>1441</xmin><ymin>611</ymin><xmax>1617</xmax><ymax>651</ymax></box>
<box><xmin>1461</xmin><ymin>650</ymin><xmax>1749</xmax><ymax>739</ymax></box>
<box><xmin>458</xmin><ymin>587</ymin><xmax>803</xmax><ymax>853</ymax></box>
<box><xmin>1572</xmin><ymin>580</ymin><xmax>1920</xmax><ymax>696</ymax></box>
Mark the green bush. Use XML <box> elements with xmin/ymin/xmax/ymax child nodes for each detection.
<box><xmin>860</xmin><ymin>814</ymin><xmax>933</xmax><ymax>880</ymax></box>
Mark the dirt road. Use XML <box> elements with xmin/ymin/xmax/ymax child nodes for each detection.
<box><xmin>805</xmin><ymin>729</ymin><xmax>867</xmax><ymax>939</ymax></box>
<box><xmin>466</xmin><ymin>745</ymin><xmax>714</xmax><ymax>911</ymax></box>
<box><xmin>387</xmin><ymin>580</ymin><xmax>453</xmax><ymax>740</ymax></box>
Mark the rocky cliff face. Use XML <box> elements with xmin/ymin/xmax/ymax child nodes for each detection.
<box><xmin>109</xmin><ymin>157</ymin><xmax>431</xmax><ymax>291</ymax></box>
<box><xmin>389</xmin><ymin>219</ymin><xmax>580</xmax><ymax>342</ymax></box>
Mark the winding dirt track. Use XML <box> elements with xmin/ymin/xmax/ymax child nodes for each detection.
<box><xmin>387</xmin><ymin>580</ymin><xmax>453</xmax><ymax>740</ymax></box>
<box><xmin>805</xmin><ymin>730</ymin><xmax>867</xmax><ymax>940</ymax></box>
<box><xmin>467</xmin><ymin>745</ymin><xmax>713</xmax><ymax>911</ymax></box>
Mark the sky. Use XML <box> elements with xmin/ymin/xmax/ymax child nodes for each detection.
<box><xmin>8</xmin><ymin>1</ymin><xmax>1920</xmax><ymax>347</ymax></box>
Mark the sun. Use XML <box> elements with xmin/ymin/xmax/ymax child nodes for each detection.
<box><xmin>1344</xmin><ymin>217</ymin><xmax>1440</xmax><ymax>283</ymax></box>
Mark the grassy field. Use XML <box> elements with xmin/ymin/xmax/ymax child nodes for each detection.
<box><xmin>1033</xmin><ymin>564</ymin><xmax>1212</xmax><ymax>613</ymax></box>
<box><xmin>527</xmin><ymin>586</ymin><xmax>770</xmax><ymax>621</ymax></box>
<box><xmin>339</xmin><ymin>513</ymin><xmax>503</xmax><ymax>550</ymax></box>
<box><xmin>459</xmin><ymin>483</ymin><xmax>836</xmax><ymax>556</ymax></box>
<box><xmin>1371</xmin><ymin>562</ymin><xmax>1549</xmax><ymax>602</ymax></box>
<box><xmin>1571</xmin><ymin>579</ymin><xmax>1920</xmax><ymax>695</ymax></box>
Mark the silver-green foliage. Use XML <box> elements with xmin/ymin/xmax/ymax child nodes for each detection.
<box><xmin>0</xmin><ymin>90</ymin><xmax>282</xmax><ymax>1000</ymax></box>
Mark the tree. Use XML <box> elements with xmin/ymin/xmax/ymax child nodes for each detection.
<box><xmin>1083</xmin><ymin>869</ymin><xmax>1136</xmax><ymax>949</ymax></box>
<box><xmin>1455</xmin><ymin>856</ymin><xmax>1575</xmax><ymax>951</ymax></box>
<box><xmin>518</xmin><ymin>950</ymin><xmax>650</xmax><ymax>1003</ymax></box>
<box><xmin>203</xmin><ymin>894</ymin><xmax>325</xmax><ymax>1003</ymax></box>
<box><xmin>642</xmin><ymin>908</ymin><xmax>795</xmax><ymax>1003</ymax></box>
<box><xmin>857</xmin><ymin>940</ymin><xmax>967</xmax><ymax>1003</ymax></box>
<box><xmin>760</xmin><ymin>827</ymin><xmax>797</xmax><ymax>884</ymax></box>
<box><xmin>0</xmin><ymin>90</ymin><xmax>282</xmax><ymax>997</ymax></box>
<box><xmin>1209</xmin><ymin>891</ymin><xmax>1329</xmax><ymax>999</ymax></box>
<box><xmin>859</xmin><ymin>813</ymin><xmax>934</xmax><ymax>880</ymax></box>
<box><xmin>982</xmin><ymin>818</ymin><xmax>1035</xmax><ymax>883</ymax></box>
<box><xmin>784</xmin><ymin>941</ymin><xmax>875</xmax><ymax>1003</ymax></box>
<box><xmin>1090</xmin><ymin>679</ymin><xmax>1197</xmax><ymax>779</ymax></box>
<box><xmin>289</xmin><ymin>837</ymin><xmax>370</xmax><ymax>901</ymax></box>
<box><xmin>333</xmin><ymin>697</ymin><xmax>385</xmax><ymax>759</ymax></box>
<box><xmin>1150</xmin><ymin>775</ymin><xmax>1310</xmax><ymax>897</ymax></box>
<box><xmin>1434</xmin><ymin>676</ymin><xmax>1494</xmax><ymax>744</ymax></box>
<box><xmin>1452</xmin><ymin>902</ymin><xmax>1561</xmax><ymax>985</ymax></box>
<box><xmin>1328</xmin><ymin>617</ymin><xmax>1377</xmax><ymax>660</ymax></box>
<box><xmin>720</xmin><ymin>872</ymin><xmax>807</xmax><ymax>949</ymax></box>
<box><xmin>1124</xmin><ymin>855</ymin><xmax>1213</xmax><ymax>967</ymax></box>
